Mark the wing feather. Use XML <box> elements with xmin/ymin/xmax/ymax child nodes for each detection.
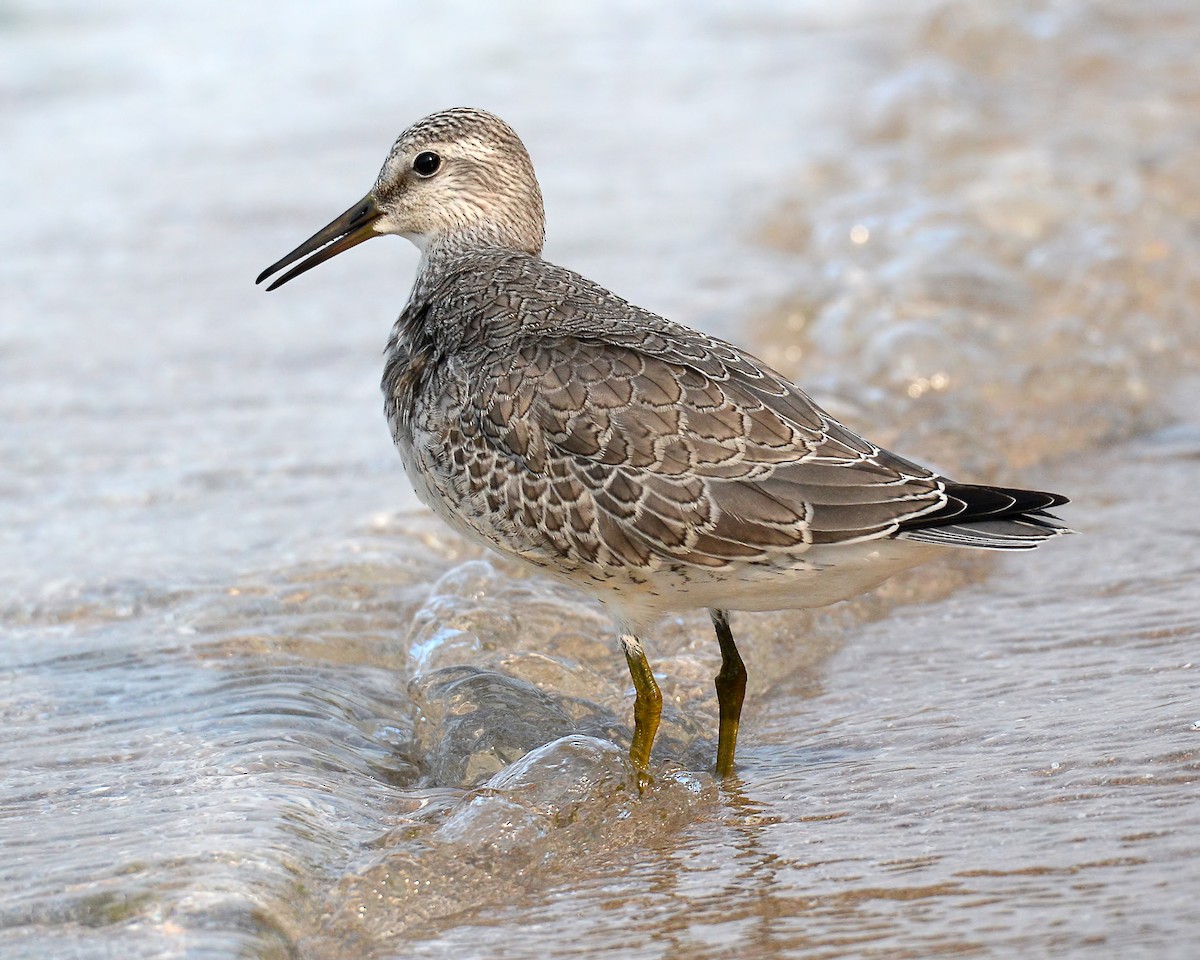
<box><xmin>464</xmin><ymin>332</ymin><xmax>946</xmax><ymax>571</ymax></box>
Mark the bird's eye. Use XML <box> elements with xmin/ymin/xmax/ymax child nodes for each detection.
<box><xmin>413</xmin><ymin>151</ymin><xmax>442</xmax><ymax>177</ymax></box>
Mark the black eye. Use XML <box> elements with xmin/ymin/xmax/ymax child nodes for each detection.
<box><xmin>413</xmin><ymin>151</ymin><xmax>441</xmax><ymax>177</ymax></box>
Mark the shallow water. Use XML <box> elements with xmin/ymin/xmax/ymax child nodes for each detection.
<box><xmin>2</xmin><ymin>1</ymin><xmax>1199</xmax><ymax>958</ymax></box>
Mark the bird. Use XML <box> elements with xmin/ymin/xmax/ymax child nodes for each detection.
<box><xmin>257</xmin><ymin>107</ymin><xmax>1070</xmax><ymax>779</ymax></box>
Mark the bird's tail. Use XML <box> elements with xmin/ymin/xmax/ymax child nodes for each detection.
<box><xmin>896</xmin><ymin>482</ymin><xmax>1073</xmax><ymax>551</ymax></box>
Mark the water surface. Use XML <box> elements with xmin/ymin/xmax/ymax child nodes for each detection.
<box><xmin>2</xmin><ymin>1</ymin><xmax>1198</xmax><ymax>958</ymax></box>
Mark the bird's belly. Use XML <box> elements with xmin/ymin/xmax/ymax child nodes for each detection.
<box><xmin>574</xmin><ymin>537</ymin><xmax>942</xmax><ymax>625</ymax></box>
<box><xmin>701</xmin><ymin>538</ymin><xmax>941</xmax><ymax>611</ymax></box>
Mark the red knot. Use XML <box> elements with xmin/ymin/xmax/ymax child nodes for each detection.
<box><xmin>258</xmin><ymin>107</ymin><xmax>1070</xmax><ymax>779</ymax></box>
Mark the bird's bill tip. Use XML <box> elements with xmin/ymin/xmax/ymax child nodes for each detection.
<box><xmin>256</xmin><ymin>195</ymin><xmax>383</xmax><ymax>291</ymax></box>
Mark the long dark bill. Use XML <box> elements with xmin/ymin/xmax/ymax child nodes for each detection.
<box><xmin>256</xmin><ymin>195</ymin><xmax>383</xmax><ymax>291</ymax></box>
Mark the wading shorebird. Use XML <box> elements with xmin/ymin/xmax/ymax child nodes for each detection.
<box><xmin>257</xmin><ymin>108</ymin><xmax>1069</xmax><ymax>778</ymax></box>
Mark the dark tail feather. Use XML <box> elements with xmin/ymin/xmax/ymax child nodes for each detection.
<box><xmin>897</xmin><ymin>482</ymin><xmax>1073</xmax><ymax>550</ymax></box>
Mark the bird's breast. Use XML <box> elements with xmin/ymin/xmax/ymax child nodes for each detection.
<box><xmin>381</xmin><ymin>333</ymin><xmax>434</xmax><ymax>438</ymax></box>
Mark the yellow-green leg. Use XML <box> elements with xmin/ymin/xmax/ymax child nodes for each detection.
<box><xmin>711</xmin><ymin>609</ymin><xmax>746</xmax><ymax>778</ymax></box>
<box><xmin>621</xmin><ymin>633</ymin><xmax>662</xmax><ymax>774</ymax></box>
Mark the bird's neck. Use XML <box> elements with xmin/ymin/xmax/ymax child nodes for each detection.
<box><xmin>416</xmin><ymin>222</ymin><xmax>543</xmax><ymax>272</ymax></box>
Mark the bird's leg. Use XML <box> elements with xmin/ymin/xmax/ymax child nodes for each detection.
<box><xmin>620</xmin><ymin>633</ymin><xmax>662</xmax><ymax>775</ymax></box>
<box><xmin>711</xmin><ymin>609</ymin><xmax>747</xmax><ymax>778</ymax></box>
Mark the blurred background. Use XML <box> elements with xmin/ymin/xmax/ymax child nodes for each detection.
<box><xmin>2</xmin><ymin>2</ymin><xmax>1198</xmax><ymax>958</ymax></box>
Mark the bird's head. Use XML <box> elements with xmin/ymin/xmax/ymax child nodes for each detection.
<box><xmin>257</xmin><ymin>107</ymin><xmax>545</xmax><ymax>290</ymax></box>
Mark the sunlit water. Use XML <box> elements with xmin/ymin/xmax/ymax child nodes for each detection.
<box><xmin>2</xmin><ymin>1</ymin><xmax>1198</xmax><ymax>958</ymax></box>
